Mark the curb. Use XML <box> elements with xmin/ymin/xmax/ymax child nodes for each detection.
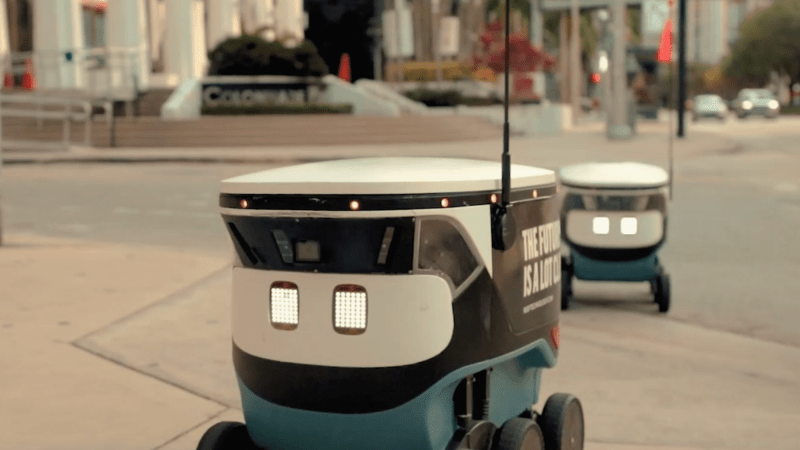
<box><xmin>2</xmin><ymin>156</ymin><xmax>329</xmax><ymax>165</ymax></box>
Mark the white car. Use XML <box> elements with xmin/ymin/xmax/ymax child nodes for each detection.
<box><xmin>692</xmin><ymin>94</ymin><xmax>728</xmax><ymax>122</ymax></box>
<box><xmin>733</xmin><ymin>89</ymin><xmax>780</xmax><ymax>119</ymax></box>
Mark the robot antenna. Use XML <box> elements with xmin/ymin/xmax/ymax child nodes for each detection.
<box><xmin>501</xmin><ymin>0</ymin><xmax>512</xmax><ymax>207</ymax></box>
<box><xmin>491</xmin><ymin>0</ymin><xmax>517</xmax><ymax>252</ymax></box>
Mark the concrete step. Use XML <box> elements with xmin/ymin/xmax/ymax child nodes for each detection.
<box><xmin>2</xmin><ymin>114</ymin><xmax>503</xmax><ymax>148</ymax></box>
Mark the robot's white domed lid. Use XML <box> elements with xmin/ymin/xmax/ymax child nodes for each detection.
<box><xmin>221</xmin><ymin>157</ymin><xmax>555</xmax><ymax>195</ymax></box>
<box><xmin>558</xmin><ymin>162</ymin><xmax>669</xmax><ymax>189</ymax></box>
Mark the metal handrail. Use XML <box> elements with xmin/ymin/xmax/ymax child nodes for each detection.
<box><xmin>0</xmin><ymin>93</ymin><xmax>107</xmax><ymax>151</ymax></box>
<box><xmin>5</xmin><ymin>46</ymin><xmax>147</xmax><ymax>102</ymax></box>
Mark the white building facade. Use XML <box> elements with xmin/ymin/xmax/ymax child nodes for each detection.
<box><xmin>1</xmin><ymin>0</ymin><xmax>306</xmax><ymax>94</ymax></box>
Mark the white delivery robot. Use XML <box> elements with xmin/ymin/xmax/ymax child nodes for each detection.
<box><xmin>201</xmin><ymin>157</ymin><xmax>585</xmax><ymax>450</ymax></box>
<box><xmin>558</xmin><ymin>162</ymin><xmax>671</xmax><ymax>312</ymax></box>
<box><xmin>196</xmin><ymin>2</ymin><xmax>585</xmax><ymax>448</ymax></box>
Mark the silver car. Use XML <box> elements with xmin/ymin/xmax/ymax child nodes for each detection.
<box><xmin>733</xmin><ymin>89</ymin><xmax>780</xmax><ymax>119</ymax></box>
<box><xmin>692</xmin><ymin>94</ymin><xmax>728</xmax><ymax>121</ymax></box>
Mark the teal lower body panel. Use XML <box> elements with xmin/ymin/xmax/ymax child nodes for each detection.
<box><xmin>238</xmin><ymin>339</ymin><xmax>556</xmax><ymax>450</ymax></box>
<box><xmin>571</xmin><ymin>251</ymin><xmax>659</xmax><ymax>282</ymax></box>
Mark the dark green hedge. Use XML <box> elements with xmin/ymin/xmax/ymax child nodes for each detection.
<box><xmin>208</xmin><ymin>35</ymin><xmax>329</xmax><ymax>77</ymax></box>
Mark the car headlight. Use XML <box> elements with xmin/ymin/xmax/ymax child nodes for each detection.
<box><xmin>592</xmin><ymin>217</ymin><xmax>610</xmax><ymax>235</ymax></box>
<box><xmin>742</xmin><ymin>100</ymin><xmax>753</xmax><ymax>110</ymax></box>
<box><xmin>768</xmin><ymin>100</ymin><xmax>779</xmax><ymax>109</ymax></box>
<box><xmin>620</xmin><ymin>217</ymin><xmax>638</xmax><ymax>235</ymax></box>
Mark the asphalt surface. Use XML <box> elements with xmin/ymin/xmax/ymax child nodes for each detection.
<box><xmin>3</xmin><ymin>117</ymin><xmax>800</xmax><ymax>351</ymax></box>
<box><xmin>2</xmin><ymin>115</ymin><xmax>800</xmax><ymax>450</ymax></box>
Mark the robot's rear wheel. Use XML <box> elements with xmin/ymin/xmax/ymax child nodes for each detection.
<box><xmin>493</xmin><ymin>418</ymin><xmax>545</xmax><ymax>450</ymax></box>
<box><xmin>655</xmin><ymin>273</ymin><xmax>671</xmax><ymax>313</ymax></box>
<box><xmin>561</xmin><ymin>257</ymin><xmax>573</xmax><ymax>311</ymax></box>
<box><xmin>537</xmin><ymin>393</ymin><xmax>585</xmax><ymax>450</ymax></box>
<box><xmin>197</xmin><ymin>422</ymin><xmax>257</xmax><ymax>450</ymax></box>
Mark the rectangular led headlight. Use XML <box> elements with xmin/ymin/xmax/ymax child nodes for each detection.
<box><xmin>620</xmin><ymin>217</ymin><xmax>638</xmax><ymax>235</ymax></box>
<box><xmin>270</xmin><ymin>281</ymin><xmax>299</xmax><ymax>330</ymax></box>
<box><xmin>333</xmin><ymin>285</ymin><xmax>367</xmax><ymax>335</ymax></box>
<box><xmin>592</xmin><ymin>217</ymin><xmax>610</xmax><ymax>235</ymax></box>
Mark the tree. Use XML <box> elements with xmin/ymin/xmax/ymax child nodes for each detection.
<box><xmin>207</xmin><ymin>35</ymin><xmax>329</xmax><ymax>77</ymax></box>
<box><xmin>471</xmin><ymin>20</ymin><xmax>557</xmax><ymax>74</ymax></box>
<box><xmin>723</xmin><ymin>0</ymin><xmax>800</xmax><ymax>87</ymax></box>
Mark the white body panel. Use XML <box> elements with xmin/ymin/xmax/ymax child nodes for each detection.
<box><xmin>559</xmin><ymin>162</ymin><xmax>669</xmax><ymax>189</ymax></box>
<box><xmin>221</xmin><ymin>157</ymin><xmax>556</xmax><ymax>195</ymax></box>
<box><xmin>232</xmin><ymin>268</ymin><xmax>454</xmax><ymax>368</ymax></box>
<box><xmin>221</xmin><ymin>204</ymin><xmax>494</xmax><ymax>276</ymax></box>
<box><xmin>565</xmin><ymin>210</ymin><xmax>664</xmax><ymax>249</ymax></box>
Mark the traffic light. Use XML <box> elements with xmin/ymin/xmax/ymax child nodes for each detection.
<box><xmin>590</xmin><ymin>73</ymin><xmax>601</xmax><ymax>84</ymax></box>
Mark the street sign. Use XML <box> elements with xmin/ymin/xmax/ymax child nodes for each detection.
<box><xmin>641</xmin><ymin>0</ymin><xmax>670</xmax><ymax>47</ymax></box>
<box><xmin>643</xmin><ymin>0</ymin><xmax>669</xmax><ymax>33</ymax></box>
<box><xmin>439</xmin><ymin>17</ymin><xmax>460</xmax><ymax>57</ymax></box>
<box><xmin>539</xmin><ymin>0</ymin><xmax>642</xmax><ymax>11</ymax></box>
<box><xmin>382</xmin><ymin>8</ymin><xmax>415</xmax><ymax>58</ymax></box>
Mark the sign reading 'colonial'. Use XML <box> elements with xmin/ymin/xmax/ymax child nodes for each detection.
<box><xmin>201</xmin><ymin>77</ymin><xmax>324</xmax><ymax>108</ymax></box>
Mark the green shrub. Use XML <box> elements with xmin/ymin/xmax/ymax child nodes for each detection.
<box><xmin>404</xmin><ymin>88</ymin><xmax>503</xmax><ymax>107</ymax></box>
<box><xmin>207</xmin><ymin>35</ymin><xmax>329</xmax><ymax>77</ymax></box>
<box><xmin>387</xmin><ymin>61</ymin><xmax>472</xmax><ymax>82</ymax></box>
<box><xmin>404</xmin><ymin>89</ymin><xmax>463</xmax><ymax>107</ymax></box>
<box><xmin>780</xmin><ymin>105</ymin><xmax>800</xmax><ymax>115</ymax></box>
<box><xmin>201</xmin><ymin>104</ymin><xmax>352</xmax><ymax>115</ymax></box>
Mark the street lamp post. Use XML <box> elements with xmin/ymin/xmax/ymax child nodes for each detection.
<box><xmin>432</xmin><ymin>0</ymin><xmax>443</xmax><ymax>85</ymax></box>
<box><xmin>570</xmin><ymin>0</ymin><xmax>580</xmax><ymax>125</ymax></box>
<box><xmin>607</xmin><ymin>0</ymin><xmax>632</xmax><ymax>139</ymax></box>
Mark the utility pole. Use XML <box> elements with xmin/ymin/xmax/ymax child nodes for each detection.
<box><xmin>0</xmin><ymin>91</ymin><xmax>4</xmax><ymax>247</ymax></box>
<box><xmin>677</xmin><ymin>0</ymin><xmax>686</xmax><ymax>137</ymax></box>
<box><xmin>394</xmin><ymin>0</ymin><xmax>403</xmax><ymax>83</ymax></box>
<box><xmin>608</xmin><ymin>0</ymin><xmax>631</xmax><ymax>139</ymax></box>
<box><xmin>570</xmin><ymin>0</ymin><xmax>580</xmax><ymax>125</ymax></box>
<box><xmin>559</xmin><ymin>13</ymin><xmax>568</xmax><ymax>104</ymax></box>
<box><xmin>433</xmin><ymin>0</ymin><xmax>443</xmax><ymax>84</ymax></box>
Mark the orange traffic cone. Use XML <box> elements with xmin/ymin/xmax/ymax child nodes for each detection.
<box><xmin>338</xmin><ymin>53</ymin><xmax>351</xmax><ymax>82</ymax></box>
<box><xmin>22</xmin><ymin>59</ymin><xmax>36</xmax><ymax>91</ymax></box>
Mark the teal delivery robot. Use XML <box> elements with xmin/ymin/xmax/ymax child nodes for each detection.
<box><xmin>200</xmin><ymin>157</ymin><xmax>585</xmax><ymax>450</ymax></box>
<box><xmin>197</xmin><ymin>1</ymin><xmax>584</xmax><ymax>448</ymax></box>
<box><xmin>557</xmin><ymin>162</ymin><xmax>671</xmax><ymax>313</ymax></box>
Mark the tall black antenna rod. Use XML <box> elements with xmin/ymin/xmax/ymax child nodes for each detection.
<box><xmin>501</xmin><ymin>0</ymin><xmax>512</xmax><ymax>207</ymax></box>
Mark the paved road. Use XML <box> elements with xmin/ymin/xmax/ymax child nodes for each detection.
<box><xmin>3</xmin><ymin>117</ymin><xmax>800</xmax><ymax>349</ymax></box>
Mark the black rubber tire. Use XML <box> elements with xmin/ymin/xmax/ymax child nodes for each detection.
<box><xmin>197</xmin><ymin>422</ymin><xmax>256</xmax><ymax>450</ymax></box>
<box><xmin>493</xmin><ymin>418</ymin><xmax>545</xmax><ymax>450</ymax></box>
<box><xmin>656</xmin><ymin>273</ymin><xmax>671</xmax><ymax>313</ymax></box>
<box><xmin>538</xmin><ymin>393</ymin><xmax>585</xmax><ymax>450</ymax></box>
<box><xmin>561</xmin><ymin>258</ymin><xmax>573</xmax><ymax>311</ymax></box>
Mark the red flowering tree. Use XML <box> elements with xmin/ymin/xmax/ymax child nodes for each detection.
<box><xmin>471</xmin><ymin>20</ymin><xmax>556</xmax><ymax>99</ymax></box>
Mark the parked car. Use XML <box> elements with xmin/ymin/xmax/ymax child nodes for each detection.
<box><xmin>692</xmin><ymin>94</ymin><xmax>728</xmax><ymax>121</ymax></box>
<box><xmin>732</xmin><ymin>89</ymin><xmax>780</xmax><ymax>119</ymax></box>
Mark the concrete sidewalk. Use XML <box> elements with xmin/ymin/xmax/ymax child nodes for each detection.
<box><xmin>1</xmin><ymin>121</ymin><xmax>736</xmax><ymax>169</ymax></box>
<box><xmin>2</xmin><ymin>233</ymin><xmax>798</xmax><ymax>450</ymax></box>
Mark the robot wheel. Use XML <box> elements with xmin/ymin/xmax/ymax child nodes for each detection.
<box><xmin>197</xmin><ymin>421</ymin><xmax>257</xmax><ymax>450</ymax></box>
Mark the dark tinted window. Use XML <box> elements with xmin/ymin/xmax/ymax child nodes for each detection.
<box><xmin>562</xmin><ymin>193</ymin><xmax>666</xmax><ymax>213</ymax></box>
<box><xmin>222</xmin><ymin>215</ymin><xmax>415</xmax><ymax>274</ymax></box>
<box><xmin>417</xmin><ymin>219</ymin><xmax>479</xmax><ymax>288</ymax></box>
